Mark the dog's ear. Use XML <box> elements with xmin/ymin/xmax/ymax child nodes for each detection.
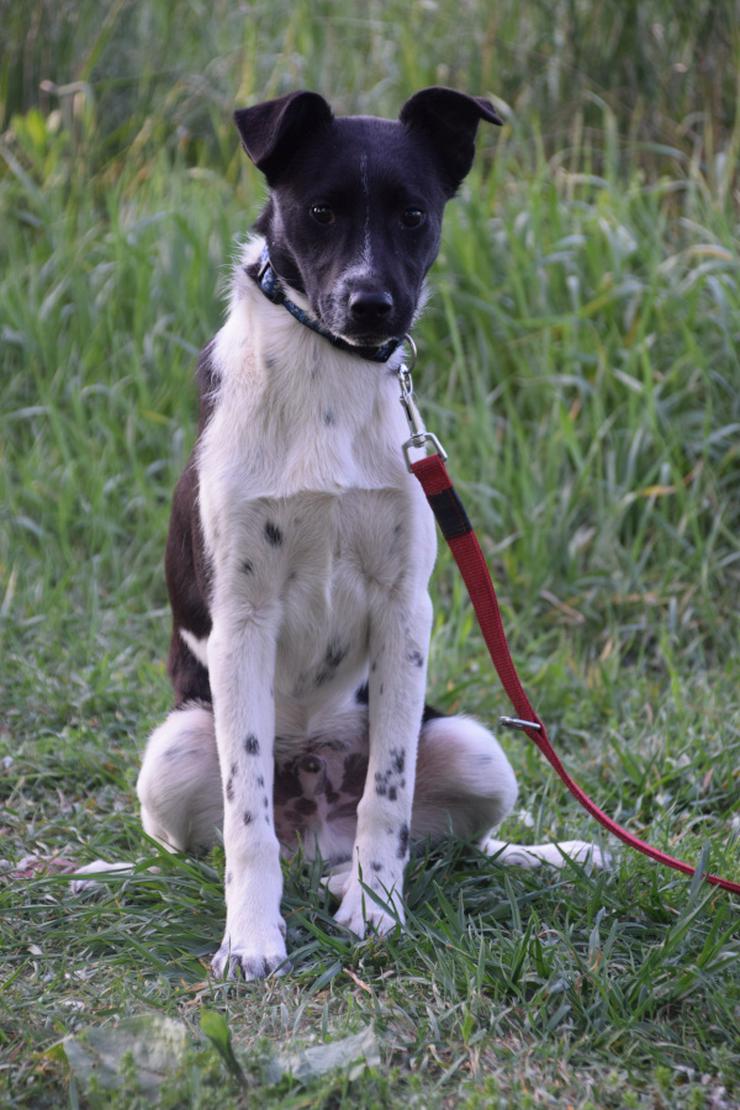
<box><xmin>234</xmin><ymin>91</ymin><xmax>333</xmax><ymax>183</ymax></box>
<box><xmin>399</xmin><ymin>86</ymin><xmax>502</xmax><ymax>195</ymax></box>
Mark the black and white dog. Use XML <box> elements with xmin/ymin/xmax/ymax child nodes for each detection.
<box><xmin>132</xmin><ymin>88</ymin><xmax>603</xmax><ymax>979</ymax></box>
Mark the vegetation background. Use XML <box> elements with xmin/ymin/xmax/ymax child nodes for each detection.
<box><xmin>1</xmin><ymin>1</ymin><xmax>738</xmax><ymax>1105</ymax></box>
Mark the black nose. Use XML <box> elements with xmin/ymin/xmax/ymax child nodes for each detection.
<box><xmin>348</xmin><ymin>288</ymin><xmax>394</xmax><ymax>323</ymax></box>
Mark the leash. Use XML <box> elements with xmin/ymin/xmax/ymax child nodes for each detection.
<box><xmin>397</xmin><ymin>343</ymin><xmax>739</xmax><ymax>894</ymax></box>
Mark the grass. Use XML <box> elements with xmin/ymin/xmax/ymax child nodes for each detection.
<box><xmin>1</xmin><ymin>1</ymin><xmax>739</xmax><ymax>1105</ymax></box>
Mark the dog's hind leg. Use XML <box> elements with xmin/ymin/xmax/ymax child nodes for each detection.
<box><xmin>411</xmin><ymin>714</ymin><xmax>519</xmax><ymax>840</ymax></box>
<box><xmin>412</xmin><ymin>714</ymin><xmax>609</xmax><ymax>869</ymax></box>
<box><xmin>136</xmin><ymin>702</ymin><xmax>222</xmax><ymax>854</ymax></box>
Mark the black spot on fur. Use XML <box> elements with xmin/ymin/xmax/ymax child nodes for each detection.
<box><xmin>264</xmin><ymin>521</ymin><xmax>283</xmax><ymax>546</ymax></box>
<box><xmin>225</xmin><ymin>762</ymin><xmax>237</xmax><ymax>802</ymax></box>
<box><xmin>371</xmin><ymin>861</ymin><xmax>383</xmax><ymax>873</ymax></box>
<box><xmin>325</xmin><ymin>640</ymin><xmax>346</xmax><ymax>668</ymax></box>
<box><xmin>390</xmin><ymin>748</ymin><xmax>406</xmax><ymax>774</ymax></box>
<box><xmin>315</xmin><ymin>641</ymin><xmax>347</xmax><ymax>687</ymax></box>
<box><xmin>355</xmin><ymin>683</ymin><xmax>369</xmax><ymax>705</ymax></box>
<box><xmin>243</xmin><ymin>811</ymin><xmax>253</xmax><ymax>825</ymax></box>
<box><xmin>370</xmin><ymin>660</ymin><xmax>377</xmax><ymax>673</ymax></box>
<box><xmin>407</xmin><ymin>650</ymin><xmax>424</xmax><ymax>668</ymax></box>
<box><xmin>388</xmin><ymin>786</ymin><xmax>397</xmax><ymax>801</ymax></box>
<box><xmin>263</xmin><ymin>795</ymin><xmax>269</xmax><ymax>809</ymax></box>
<box><xmin>241</xmin><ymin>559</ymin><xmax>254</xmax><ymax>574</ymax></box>
<box><xmin>257</xmin><ymin>775</ymin><xmax>265</xmax><ymax>788</ymax></box>
<box><xmin>244</xmin><ymin>734</ymin><xmax>260</xmax><ymax>755</ymax></box>
<box><xmin>323</xmin><ymin>408</ymin><xmax>336</xmax><ymax>426</ymax></box>
<box><xmin>398</xmin><ymin>822</ymin><xmax>410</xmax><ymax>858</ymax></box>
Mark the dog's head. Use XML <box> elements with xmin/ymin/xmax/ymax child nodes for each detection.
<box><xmin>234</xmin><ymin>88</ymin><xmax>501</xmax><ymax>347</ymax></box>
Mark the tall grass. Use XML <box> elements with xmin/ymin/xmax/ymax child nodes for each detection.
<box><xmin>1</xmin><ymin>3</ymin><xmax>738</xmax><ymax>1106</ymax></box>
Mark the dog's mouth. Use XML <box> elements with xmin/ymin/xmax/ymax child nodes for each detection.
<box><xmin>339</xmin><ymin>326</ymin><xmax>398</xmax><ymax>347</ymax></box>
<box><xmin>317</xmin><ymin>306</ymin><xmax>405</xmax><ymax>349</ymax></box>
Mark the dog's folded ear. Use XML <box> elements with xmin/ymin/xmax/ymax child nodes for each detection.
<box><xmin>399</xmin><ymin>86</ymin><xmax>502</xmax><ymax>195</ymax></box>
<box><xmin>234</xmin><ymin>91</ymin><xmax>333</xmax><ymax>183</ymax></box>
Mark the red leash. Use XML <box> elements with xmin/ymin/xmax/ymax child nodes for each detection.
<box><xmin>406</xmin><ymin>443</ymin><xmax>739</xmax><ymax>894</ymax></box>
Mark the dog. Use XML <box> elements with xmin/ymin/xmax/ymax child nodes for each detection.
<box><xmin>129</xmin><ymin>88</ymin><xmax>604</xmax><ymax>980</ymax></box>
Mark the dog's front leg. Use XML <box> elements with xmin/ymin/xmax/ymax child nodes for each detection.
<box><xmin>335</xmin><ymin>592</ymin><xmax>433</xmax><ymax>937</ymax></box>
<box><xmin>208</xmin><ymin>603</ymin><xmax>287</xmax><ymax>979</ymax></box>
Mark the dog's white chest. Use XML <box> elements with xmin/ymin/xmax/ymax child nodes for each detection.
<box><xmin>206</xmin><ymin>485</ymin><xmax>432</xmax><ymax>706</ymax></box>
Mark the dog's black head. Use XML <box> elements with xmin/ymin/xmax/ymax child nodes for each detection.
<box><xmin>234</xmin><ymin>88</ymin><xmax>501</xmax><ymax>347</ymax></box>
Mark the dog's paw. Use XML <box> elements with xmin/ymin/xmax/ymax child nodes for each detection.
<box><xmin>211</xmin><ymin>923</ymin><xmax>289</xmax><ymax>981</ymax></box>
<box><xmin>481</xmin><ymin>837</ymin><xmax>612</xmax><ymax>871</ymax></box>
<box><xmin>552</xmin><ymin>840</ymin><xmax>612</xmax><ymax>870</ymax></box>
<box><xmin>69</xmin><ymin>860</ymin><xmax>135</xmax><ymax>894</ymax></box>
<box><xmin>333</xmin><ymin>878</ymin><xmax>404</xmax><ymax>939</ymax></box>
<box><xmin>320</xmin><ymin>863</ymin><xmax>353</xmax><ymax>899</ymax></box>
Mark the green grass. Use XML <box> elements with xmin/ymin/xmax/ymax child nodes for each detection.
<box><xmin>1</xmin><ymin>1</ymin><xmax>739</xmax><ymax>1105</ymax></box>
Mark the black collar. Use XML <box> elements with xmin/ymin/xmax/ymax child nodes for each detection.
<box><xmin>248</xmin><ymin>248</ymin><xmax>404</xmax><ymax>364</ymax></box>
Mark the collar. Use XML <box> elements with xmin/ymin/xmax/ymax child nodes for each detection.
<box><xmin>248</xmin><ymin>247</ymin><xmax>404</xmax><ymax>364</ymax></box>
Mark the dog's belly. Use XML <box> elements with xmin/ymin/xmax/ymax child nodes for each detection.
<box><xmin>273</xmin><ymin>736</ymin><xmax>369</xmax><ymax>862</ymax></box>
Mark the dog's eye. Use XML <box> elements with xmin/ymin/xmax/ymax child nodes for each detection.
<box><xmin>401</xmin><ymin>207</ymin><xmax>425</xmax><ymax>229</ymax></box>
<box><xmin>310</xmin><ymin>205</ymin><xmax>335</xmax><ymax>225</ymax></box>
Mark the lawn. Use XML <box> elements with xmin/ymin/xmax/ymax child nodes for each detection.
<box><xmin>1</xmin><ymin>2</ymin><xmax>738</xmax><ymax>1105</ymax></box>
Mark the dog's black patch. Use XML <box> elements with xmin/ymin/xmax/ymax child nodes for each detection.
<box><xmin>397</xmin><ymin>822</ymin><xmax>410</xmax><ymax>858</ymax></box>
<box><xmin>407</xmin><ymin>649</ymin><xmax>424</xmax><ymax>668</ymax></box>
<box><xmin>342</xmin><ymin>752</ymin><xmax>369</xmax><ymax>794</ymax></box>
<box><xmin>244</xmin><ymin>734</ymin><xmax>260</xmax><ymax>755</ymax></box>
<box><xmin>242</xmin><ymin>559</ymin><xmax>254</xmax><ymax>575</ymax></box>
<box><xmin>243</xmin><ymin>811</ymin><xmax>253</xmax><ymax>825</ymax></box>
<box><xmin>295</xmin><ymin>797</ymin><xmax>318</xmax><ymax>815</ymax></box>
<box><xmin>355</xmin><ymin>683</ymin><xmax>369</xmax><ymax>705</ymax></box>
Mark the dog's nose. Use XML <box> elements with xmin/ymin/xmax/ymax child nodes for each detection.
<box><xmin>348</xmin><ymin>288</ymin><xmax>394</xmax><ymax>323</ymax></box>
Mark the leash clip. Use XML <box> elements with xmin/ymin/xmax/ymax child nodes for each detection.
<box><xmin>397</xmin><ymin>340</ymin><xmax>447</xmax><ymax>470</ymax></box>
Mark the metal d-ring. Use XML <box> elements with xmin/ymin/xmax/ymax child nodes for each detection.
<box><xmin>402</xmin><ymin>333</ymin><xmax>417</xmax><ymax>372</ymax></box>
